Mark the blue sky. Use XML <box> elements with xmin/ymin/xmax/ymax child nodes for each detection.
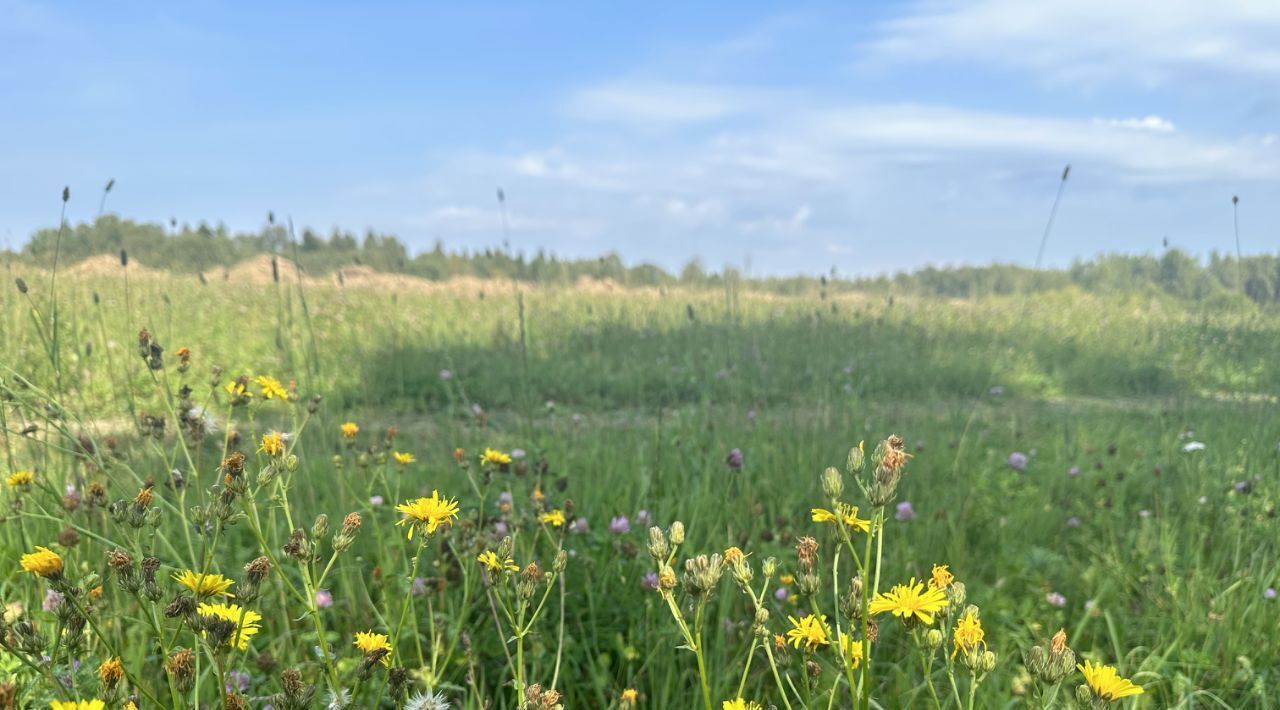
<box><xmin>2</xmin><ymin>1</ymin><xmax>1279</xmax><ymax>275</ymax></box>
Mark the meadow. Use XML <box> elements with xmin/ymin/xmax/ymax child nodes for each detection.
<box><xmin>0</xmin><ymin>255</ymin><xmax>1276</xmax><ymax>708</ymax></box>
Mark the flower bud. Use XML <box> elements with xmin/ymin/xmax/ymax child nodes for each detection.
<box><xmin>311</xmin><ymin>513</ymin><xmax>330</xmax><ymax>540</ymax></box>
<box><xmin>1075</xmin><ymin>684</ymin><xmax>1094</xmax><ymax>707</ymax></box>
<box><xmin>924</xmin><ymin>629</ymin><xmax>944</xmax><ymax>650</ymax></box>
<box><xmin>979</xmin><ymin>650</ymin><xmax>997</xmax><ymax>673</ymax></box>
<box><xmin>554</xmin><ymin>549</ymin><xmax>568</xmax><ymax>573</ymax></box>
<box><xmin>647</xmin><ymin>527</ymin><xmax>669</xmax><ymax>561</ymax></box>
<box><xmin>669</xmin><ymin>521</ymin><xmax>685</xmax><ymax>546</ymax></box>
<box><xmin>847</xmin><ymin>442</ymin><xmax>865</xmax><ymax>474</ymax></box>
<box><xmin>762</xmin><ymin>556</ymin><xmax>778</xmax><ymax>578</ymax></box>
<box><xmin>821</xmin><ymin>467</ymin><xmax>844</xmax><ymax>499</ymax></box>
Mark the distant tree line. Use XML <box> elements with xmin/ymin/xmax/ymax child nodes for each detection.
<box><xmin>7</xmin><ymin>215</ymin><xmax>1280</xmax><ymax>304</ymax></box>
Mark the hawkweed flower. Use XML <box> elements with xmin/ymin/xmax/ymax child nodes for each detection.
<box><xmin>224</xmin><ymin>378</ymin><xmax>253</xmax><ymax>405</ymax></box>
<box><xmin>259</xmin><ymin>432</ymin><xmax>285</xmax><ymax>458</ymax></box>
<box><xmin>480</xmin><ymin>448</ymin><xmax>512</xmax><ymax>468</ymax></box>
<box><xmin>785</xmin><ymin>613</ymin><xmax>831</xmax><ymax>652</ymax></box>
<box><xmin>929</xmin><ymin>564</ymin><xmax>954</xmax><ymax>590</ymax></box>
<box><xmin>20</xmin><ymin>546</ymin><xmax>63</xmax><ymax>579</ymax></box>
<box><xmin>255</xmin><ymin>375</ymin><xmax>289</xmax><ymax>400</ymax></box>
<box><xmin>50</xmin><ymin>700</ymin><xmax>106</xmax><ymax>710</ymax></box>
<box><xmin>810</xmin><ymin>503</ymin><xmax>871</xmax><ymax>533</ymax></box>
<box><xmin>198</xmin><ymin>602</ymin><xmax>262</xmax><ymax>650</ymax></box>
<box><xmin>6</xmin><ymin>470</ymin><xmax>32</xmax><ymax>488</ymax></box>
<box><xmin>722</xmin><ymin>700</ymin><xmax>763</xmax><ymax>710</ymax></box>
<box><xmin>620</xmin><ymin>688</ymin><xmax>639</xmax><ymax>708</ymax></box>
<box><xmin>869</xmin><ymin>578</ymin><xmax>948</xmax><ymax>626</ymax></box>
<box><xmin>172</xmin><ymin>570</ymin><xmax>235</xmax><ymax>598</ymax></box>
<box><xmin>340</xmin><ymin>422</ymin><xmax>359</xmax><ymax>439</ymax></box>
<box><xmin>539</xmin><ymin>509</ymin><xmax>566</xmax><ymax>528</ymax></box>
<box><xmin>392</xmin><ymin>451</ymin><xmax>416</xmax><ymax>466</ymax></box>
<box><xmin>837</xmin><ymin>631</ymin><xmax>865</xmax><ymax>668</ymax></box>
<box><xmin>395</xmin><ymin>490</ymin><xmax>460</xmax><ymax>539</ymax></box>
<box><xmin>354</xmin><ymin>631</ymin><xmax>393</xmax><ymax>667</ymax></box>
<box><xmin>952</xmin><ymin>607</ymin><xmax>986</xmax><ymax>659</ymax></box>
<box><xmin>165</xmin><ymin>648</ymin><xmax>197</xmax><ymax>692</ymax></box>
<box><xmin>1077</xmin><ymin>660</ymin><xmax>1143</xmax><ymax>702</ymax></box>
<box><xmin>477</xmin><ymin>550</ymin><xmax>518</xmax><ymax>574</ymax></box>
<box><xmin>97</xmin><ymin>656</ymin><xmax>124</xmax><ymax>693</ymax></box>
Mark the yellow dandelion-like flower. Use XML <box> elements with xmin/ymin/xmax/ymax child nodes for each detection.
<box><xmin>172</xmin><ymin>569</ymin><xmax>236</xmax><ymax>598</ymax></box>
<box><xmin>124</xmin><ymin>702</ymin><xmax>138</xmax><ymax>710</ymax></box>
<box><xmin>539</xmin><ymin>509</ymin><xmax>566</xmax><ymax>527</ymax></box>
<box><xmin>869</xmin><ymin>578</ymin><xmax>949</xmax><ymax>626</ymax></box>
<box><xmin>50</xmin><ymin>701</ymin><xmax>106</xmax><ymax>710</ymax></box>
<box><xmin>395</xmin><ymin>490</ymin><xmax>460</xmax><ymax>539</ymax></box>
<box><xmin>480</xmin><ymin>448</ymin><xmax>512</xmax><ymax>466</ymax></box>
<box><xmin>532</xmin><ymin>487</ymin><xmax>545</xmax><ymax>502</ymax></box>
<box><xmin>952</xmin><ymin>608</ymin><xmax>985</xmax><ymax>656</ymax></box>
<box><xmin>785</xmin><ymin>613</ymin><xmax>831</xmax><ymax>652</ymax></box>
<box><xmin>1078</xmin><ymin>661</ymin><xmax>1144</xmax><ymax>701</ymax></box>
<box><xmin>724</xmin><ymin>546</ymin><xmax>747</xmax><ymax>565</ymax></box>
<box><xmin>354</xmin><ymin>630</ymin><xmax>393</xmax><ymax>666</ymax></box>
<box><xmin>392</xmin><ymin>451</ymin><xmax>416</xmax><ymax>466</ymax></box>
<box><xmin>340</xmin><ymin>422</ymin><xmax>359</xmax><ymax>439</ymax></box>
<box><xmin>929</xmin><ymin>564</ymin><xmax>954</xmax><ymax>590</ymax></box>
<box><xmin>255</xmin><ymin>375</ymin><xmax>289</xmax><ymax>400</ymax></box>
<box><xmin>259</xmin><ymin>432</ymin><xmax>285</xmax><ymax>458</ymax></box>
<box><xmin>621</xmin><ymin>688</ymin><xmax>639</xmax><ymax>705</ymax></box>
<box><xmin>779</xmin><ymin>574</ymin><xmax>795</xmax><ymax>586</ymax></box>
<box><xmin>810</xmin><ymin>503</ymin><xmax>871</xmax><ymax>533</ymax></box>
<box><xmin>197</xmin><ymin>602</ymin><xmax>261</xmax><ymax>650</ymax></box>
<box><xmin>722</xmin><ymin>698</ymin><xmax>763</xmax><ymax>710</ymax></box>
<box><xmin>477</xmin><ymin>550</ymin><xmax>519</xmax><ymax>573</ymax></box>
<box><xmin>97</xmin><ymin>656</ymin><xmax>124</xmax><ymax>688</ymax></box>
<box><xmin>6</xmin><ymin>470</ymin><xmax>33</xmax><ymax>487</ymax></box>
<box><xmin>837</xmin><ymin>631</ymin><xmax>865</xmax><ymax>669</ymax></box>
<box><xmin>224</xmin><ymin>380</ymin><xmax>252</xmax><ymax>399</ymax></box>
<box><xmin>20</xmin><ymin>546</ymin><xmax>63</xmax><ymax>578</ymax></box>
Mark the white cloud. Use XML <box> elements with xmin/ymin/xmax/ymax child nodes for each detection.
<box><xmin>866</xmin><ymin>0</ymin><xmax>1280</xmax><ymax>87</ymax></box>
<box><xmin>563</xmin><ymin>81</ymin><xmax>770</xmax><ymax>125</ymax></box>
<box><xmin>1093</xmin><ymin>116</ymin><xmax>1176</xmax><ymax>132</ymax></box>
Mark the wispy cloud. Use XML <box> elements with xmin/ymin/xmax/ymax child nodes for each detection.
<box><xmin>865</xmin><ymin>0</ymin><xmax>1280</xmax><ymax>87</ymax></box>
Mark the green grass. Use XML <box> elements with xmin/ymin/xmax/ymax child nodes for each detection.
<box><xmin>0</xmin><ymin>264</ymin><xmax>1276</xmax><ymax>708</ymax></box>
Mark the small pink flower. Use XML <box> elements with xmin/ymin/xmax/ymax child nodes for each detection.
<box><xmin>314</xmin><ymin>589</ymin><xmax>333</xmax><ymax>609</ymax></box>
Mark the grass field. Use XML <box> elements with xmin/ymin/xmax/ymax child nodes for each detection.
<box><xmin>1</xmin><ymin>257</ymin><xmax>1277</xmax><ymax>708</ymax></box>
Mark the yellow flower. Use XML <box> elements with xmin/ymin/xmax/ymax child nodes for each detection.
<box><xmin>952</xmin><ymin>608</ymin><xmax>985</xmax><ymax>656</ymax></box>
<box><xmin>480</xmin><ymin>448</ymin><xmax>512</xmax><ymax>466</ymax></box>
<box><xmin>869</xmin><ymin>578</ymin><xmax>949</xmax><ymax>625</ymax></box>
<box><xmin>810</xmin><ymin>503</ymin><xmax>871</xmax><ymax>533</ymax></box>
<box><xmin>197</xmin><ymin>602</ymin><xmax>262</xmax><ymax>650</ymax></box>
<box><xmin>779</xmin><ymin>574</ymin><xmax>795</xmax><ymax>586</ymax></box>
<box><xmin>6</xmin><ymin>470</ymin><xmax>32</xmax><ymax>487</ymax></box>
<box><xmin>20</xmin><ymin>546</ymin><xmax>63</xmax><ymax>578</ymax></box>
<box><xmin>1078</xmin><ymin>661</ymin><xmax>1144</xmax><ymax>701</ymax></box>
<box><xmin>50</xmin><ymin>701</ymin><xmax>106</xmax><ymax>710</ymax></box>
<box><xmin>340</xmin><ymin>422</ymin><xmax>359</xmax><ymax>439</ymax></box>
<box><xmin>621</xmin><ymin>688</ymin><xmax>639</xmax><ymax>705</ymax></box>
<box><xmin>97</xmin><ymin>656</ymin><xmax>124</xmax><ymax>688</ymax></box>
<box><xmin>532</xmin><ymin>487</ymin><xmax>545</xmax><ymax>502</ymax></box>
<box><xmin>724</xmin><ymin>547</ymin><xmax>746</xmax><ymax>565</ymax></box>
<box><xmin>259</xmin><ymin>432</ymin><xmax>285</xmax><ymax>458</ymax></box>
<box><xmin>838</xmin><ymin>631</ymin><xmax>865</xmax><ymax>669</ymax></box>
<box><xmin>477</xmin><ymin>550</ymin><xmax>518</xmax><ymax>573</ymax></box>
<box><xmin>124</xmin><ymin>703</ymin><xmax>138</xmax><ymax>710</ymax></box>
<box><xmin>224</xmin><ymin>380</ymin><xmax>252</xmax><ymax>399</ymax></box>
<box><xmin>395</xmin><ymin>490</ymin><xmax>460</xmax><ymax>539</ymax></box>
<box><xmin>392</xmin><ymin>451</ymin><xmax>416</xmax><ymax>466</ymax></box>
<box><xmin>785</xmin><ymin>613</ymin><xmax>831</xmax><ymax>652</ymax></box>
<box><xmin>929</xmin><ymin>564</ymin><xmax>954</xmax><ymax>590</ymax></box>
<box><xmin>722</xmin><ymin>699</ymin><xmax>763</xmax><ymax>710</ymax></box>
<box><xmin>172</xmin><ymin>569</ymin><xmax>236</xmax><ymax>598</ymax></box>
<box><xmin>539</xmin><ymin>509</ymin><xmax>566</xmax><ymax>527</ymax></box>
<box><xmin>354</xmin><ymin>630</ymin><xmax>393</xmax><ymax>666</ymax></box>
<box><xmin>255</xmin><ymin>375</ymin><xmax>289</xmax><ymax>400</ymax></box>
